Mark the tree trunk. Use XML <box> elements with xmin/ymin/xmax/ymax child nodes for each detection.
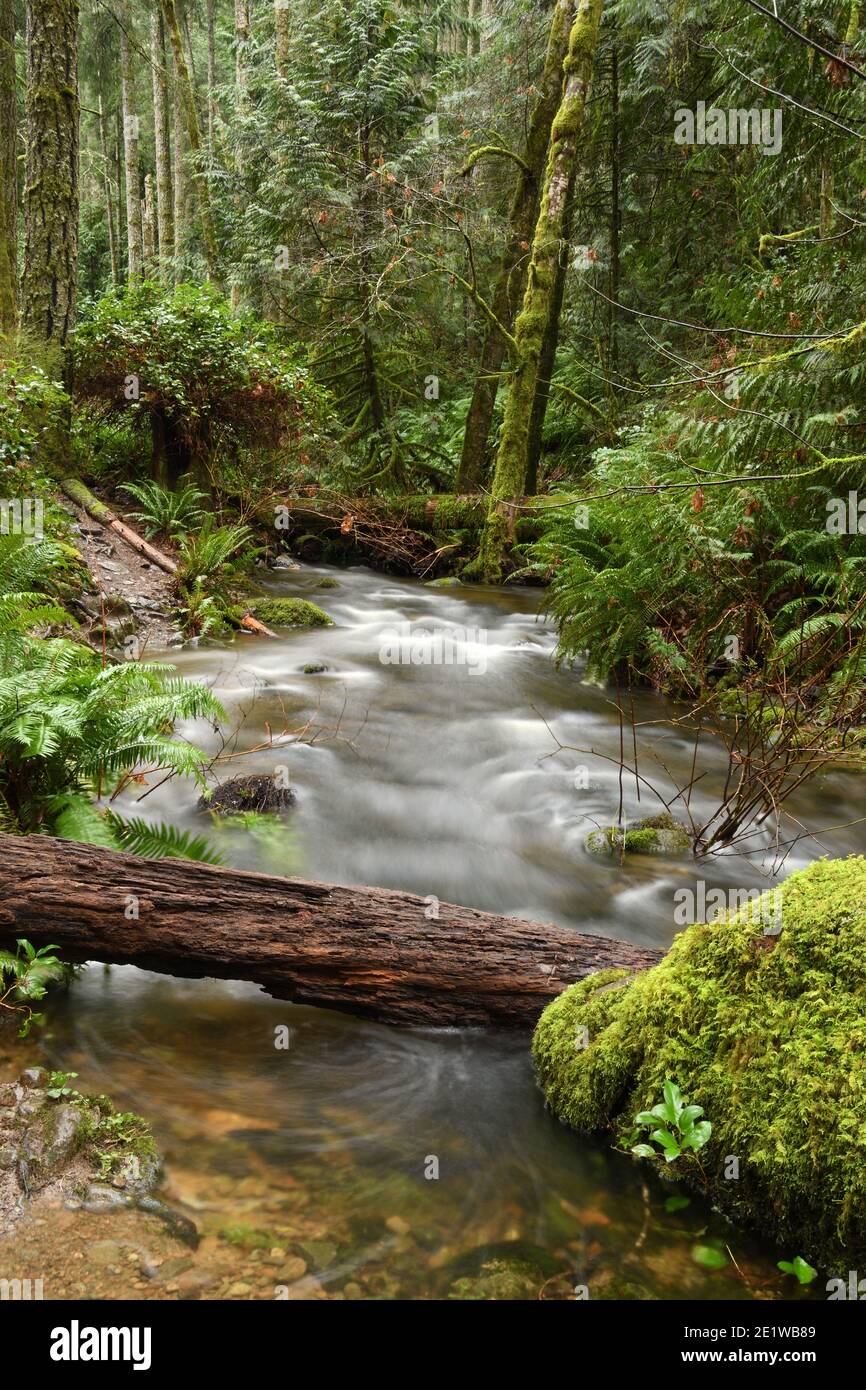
<box><xmin>97</xmin><ymin>90</ymin><xmax>118</xmax><ymax>287</ymax></box>
<box><xmin>0</xmin><ymin>0</ymin><xmax>17</xmax><ymax>333</ymax></box>
<box><xmin>171</xmin><ymin>49</ymin><xmax>189</xmax><ymax>273</ymax></box>
<box><xmin>478</xmin><ymin>0</ymin><xmax>604</xmax><ymax>581</ymax></box>
<box><xmin>0</xmin><ymin>835</ymin><xmax>662</xmax><ymax>1028</ymax></box>
<box><xmin>119</xmin><ymin>15</ymin><xmax>143</xmax><ymax>281</ymax></box>
<box><xmin>525</xmin><ymin>191</ymin><xmax>575</xmax><ymax>492</ymax></box>
<box><xmin>455</xmin><ymin>0</ymin><xmax>575</xmax><ymax>492</ymax></box>
<box><xmin>60</xmin><ymin>477</ymin><xmax>178</xmax><ymax>572</ymax></box>
<box><xmin>142</xmin><ymin>171</ymin><xmax>156</xmax><ymax>266</ymax></box>
<box><xmin>230</xmin><ymin>0</ymin><xmax>250</xmax><ymax>308</ymax></box>
<box><xmin>150</xmin><ymin>5</ymin><xmax>174</xmax><ymax>278</ymax></box>
<box><xmin>206</xmin><ymin>0</ymin><xmax>216</xmax><ymax>145</ymax></box>
<box><xmin>274</xmin><ymin>0</ymin><xmax>289</xmax><ymax>75</ymax></box>
<box><xmin>160</xmin><ymin>0</ymin><xmax>220</xmax><ymax>284</ymax></box>
<box><xmin>21</xmin><ymin>0</ymin><xmax>79</xmax><ymax>348</ymax></box>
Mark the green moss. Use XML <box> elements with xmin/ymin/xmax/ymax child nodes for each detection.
<box><xmin>533</xmin><ymin>857</ymin><xmax>866</xmax><ymax>1271</ymax></box>
<box><xmin>585</xmin><ymin>813</ymin><xmax>691</xmax><ymax>856</ymax></box>
<box><xmin>75</xmin><ymin>1093</ymin><xmax>159</xmax><ymax>1185</ymax></box>
<box><xmin>218</xmin><ymin>1223</ymin><xmax>273</xmax><ymax>1250</ymax></box>
<box><xmin>228</xmin><ymin>598</ymin><xmax>333</xmax><ymax>629</ymax></box>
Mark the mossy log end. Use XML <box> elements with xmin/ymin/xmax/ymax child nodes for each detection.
<box><xmin>0</xmin><ymin>834</ymin><xmax>661</xmax><ymax>1029</ymax></box>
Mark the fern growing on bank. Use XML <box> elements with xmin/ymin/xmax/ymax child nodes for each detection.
<box><xmin>0</xmin><ymin>532</ymin><xmax>225</xmax><ymax>861</ymax></box>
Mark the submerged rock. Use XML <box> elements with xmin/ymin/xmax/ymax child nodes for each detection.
<box><xmin>532</xmin><ymin>857</ymin><xmax>866</xmax><ymax>1273</ymax></box>
<box><xmin>198</xmin><ymin>773</ymin><xmax>296</xmax><ymax>817</ymax></box>
<box><xmin>585</xmin><ymin>812</ymin><xmax>691</xmax><ymax>856</ymax></box>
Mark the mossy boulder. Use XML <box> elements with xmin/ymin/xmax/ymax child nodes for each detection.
<box><xmin>228</xmin><ymin>598</ymin><xmax>333</xmax><ymax>629</ymax></box>
<box><xmin>532</xmin><ymin>857</ymin><xmax>866</xmax><ymax>1272</ymax></box>
<box><xmin>585</xmin><ymin>812</ymin><xmax>691</xmax><ymax>856</ymax></box>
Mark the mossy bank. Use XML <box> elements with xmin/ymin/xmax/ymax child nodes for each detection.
<box><xmin>532</xmin><ymin>857</ymin><xmax>866</xmax><ymax>1273</ymax></box>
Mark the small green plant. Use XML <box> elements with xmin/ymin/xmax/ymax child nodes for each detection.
<box><xmin>778</xmin><ymin>1256</ymin><xmax>818</xmax><ymax>1286</ymax></box>
<box><xmin>627</xmin><ymin>1080</ymin><xmax>711</xmax><ymax>1163</ymax></box>
<box><xmin>175</xmin><ymin>519</ymin><xmax>253</xmax><ymax>598</ymax></box>
<box><xmin>119</xmin><ymin>477</ymin><xmax>207</xmax><ymax>541</ymax></box>
<box><xmin>0</xmin><ymin>940</ymin><xmax>67</xmax><ymax>1036</ymax></box>
<box><xmin>46</xmin><ymin>1069</ymin><xmax>79</xmax><ymax>1099</ymax></box>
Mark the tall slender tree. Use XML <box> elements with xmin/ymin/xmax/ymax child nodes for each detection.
<box><xmin>150</xmin><ymin>5</ymin><xmax>174</xmax><ymax>277</ymax></box>
<box><xmin>478</xmin><ymin>0</ymin><xmax>604</xmax><ymax>579</ymax></box>
<box><xmin>160</xmin><ymin>0</ymin><xmax>220</xmax><ymax>283</ymax></box>
<box><xmin>119</xmin><ymin>9</ymin><xmax>143</xmax><ymax>280</ymax></box>
<box><xmin>21</xmin><ymin>0</ymin><xmax>80</xmax><ymax>349</ymax></box>
<box><xmin>456</xmin><ymin>0</ymin><xmax>574</xmax><ymax>491</ymax></box>
<box><xmin>0</xmin><ymin>0</ymin><xmax>17</xmax><ymax>333</ymax></box>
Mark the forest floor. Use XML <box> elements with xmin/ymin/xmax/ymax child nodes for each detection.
<box><xmin>61</xmin><ymin>496</ymin><xmax>182</xmax><ymax>653</ymax></box>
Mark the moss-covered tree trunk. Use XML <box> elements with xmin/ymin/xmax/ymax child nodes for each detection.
<box><xmin>150</xmin><ymin>5</ymin><xmax>174</xmax><ymax>279</ymax></box>
<box><xmin>21</xmin><ymin>0</ymin><xmax>79</xmax><ymax>349</ymax></box>
<box><xmin>160</xmin><ymin>0</ymin><xmax>220</xmax><ymax>284</ymax></box>
<box><xmin>0</xmin><ymin>0</ymin><xmax>17</xmax><ymax>334</ymax></box>
<box><xmin>455</xmin><ymin>0</ymin><xmax>575</xmax><ymax>492</ymax></box>
<box><xmin>119</xmin><ymin>14</ymin><xmax>143</xmax><ymax>281</ymax></box>
<box><xmin>525</xmin><ymin>191</ymin><xmax>574</xmax><ymax>493</ymax></box>
<box><xmin>274</xmin><ymin>0</ymin><xmax>290</xmax><ymax>76</ymax></box>
<box><xmin>478</xmin><ymin>0</ymin><xmax>604</xmax><ymax>581</ymax></box>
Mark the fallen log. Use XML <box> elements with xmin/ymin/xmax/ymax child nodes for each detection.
<box><xmin>0</xmin><ymin>835</ymin><xmax>662</xmax><ymax>1028</ymax></box>
<box><xmin>61</xmin><ymin>478</ymin><xmax>178</xmax><ymax>576</ymax></box>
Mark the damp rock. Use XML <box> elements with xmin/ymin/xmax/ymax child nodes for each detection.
<box><xmin>585</xmin><ymin>812</ymin><xmax>691</xmax><ymax>856</ymax></box>
<box><xmin>198</xmin><ymin>773</ymin><xmax>296</xmax><ymax>817</ymax></box>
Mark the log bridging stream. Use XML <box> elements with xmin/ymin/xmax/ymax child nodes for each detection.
<box><xmin>0</xmin><ymin>835</ymin><xmax>662</xmax><ymax>1028</ymax></box>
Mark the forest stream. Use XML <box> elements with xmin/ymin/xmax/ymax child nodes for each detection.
<box><xmin>2</xmin><ymin>562</ymin><xmax>853</xmax><ymax>1301</ymax></box>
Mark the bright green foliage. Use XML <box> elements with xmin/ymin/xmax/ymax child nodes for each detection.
<box><xmin>0</xmin><ymin>360</ymin><xmax>69</xmax><ymax>481</ymax></box>
<box><xmin>533</xmin><ymin>857</ymin><xmax>866</xmax><ymax>1271</ymax></box>
<box><xmin>0</xmin><ymin>939</ymin><xmax>67</xmax><ymax>1037</ymax></box>
<box><xmin>119</xmin><ymin>477</ymin><xmax>208</xmax><ymax>540</ymax></box>
<box><xmin>778</xmin><ymin>1256</ymin><xmax>818</xmax><ymax>1286</ymax></box>
<box><xmin>0</xmin><ymin>531</ymin><xmax>224</xmax><ymax>840</ymax></box>
<box><xmin>176</xmin><ymin>519</ymin><xmax>254</xmax><ymax>594</ymax></box>
<box><xmin>627</xmin><ymin>1079</ymin><xmax>712</xmax><ymax>1163</ymax></box>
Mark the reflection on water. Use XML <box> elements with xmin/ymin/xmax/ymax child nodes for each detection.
<box><xmin>4</xmin><ymin>563</ymin><xmax>851</xmax><ymax>1298</ymax></box>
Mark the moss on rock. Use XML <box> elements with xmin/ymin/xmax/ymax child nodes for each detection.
<box><xmin>228</xmin><ymin>598</ymin><xmax>333</xmax><ymax>629</ymax></box>
<box><xmin>585</xmin><ymin>812</ymin><xmax>691</xmax><ymax>856</ymax></box>
<box><xmin>532</xmin><ymin>857</ymin><xmax>866</xmax><ymax>1272</ymax></box>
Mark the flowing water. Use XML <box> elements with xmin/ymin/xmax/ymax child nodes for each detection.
<box><xmin>5</xmin><ymin>563</ymin><xmax>860</xmax><ymax>1300</ymax></box>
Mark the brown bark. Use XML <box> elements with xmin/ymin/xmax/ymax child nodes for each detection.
<box><xmin>21</xmin><ymin>0</ymin><xmax>79</xmax><ymax>348</ymax></box>
<box><xmin>0</xmin><ymin>0</ymin><xmax>17</xmax><ymax>333</ymax></box>
<box><xmin>0</xmin><ymin>835</ymin><xmax>662</xmax><ymax>1028</ymax></box>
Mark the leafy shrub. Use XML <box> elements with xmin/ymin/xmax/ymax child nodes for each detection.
<box><xmin>71</xmin><ymin>282</ymin><xmax>332</xmax><ymax>482</ymax></box>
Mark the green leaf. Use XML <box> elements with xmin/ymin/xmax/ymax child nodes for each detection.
<box><xmin>664</xmin><ymin>1194</ymin><xmax>691</xmax><ymax>1213</ymax></box>
<box><xmin>692</xmin><ymin>1243</ymin><xmax>728</xmax><ymax>1270</ymax></box>
<box><xmin>778</xmin><ymin>1257</ymin><xmax>817</xmax><ymax>1286</ymax></box>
